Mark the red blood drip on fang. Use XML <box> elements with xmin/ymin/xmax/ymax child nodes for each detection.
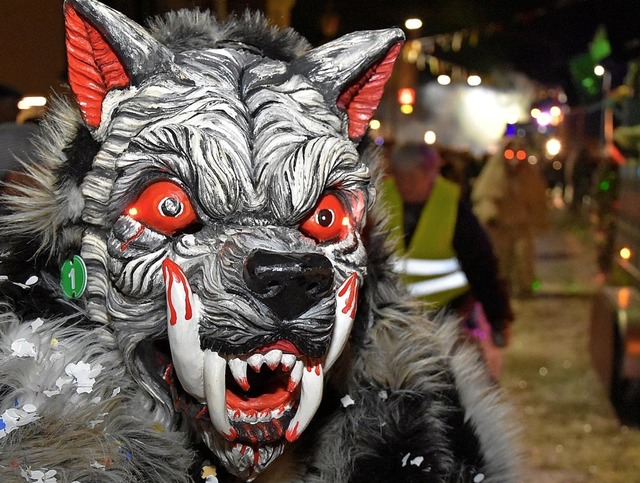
<box><xmin>285</xmin><ymin>421</ymin><xmax>300</xmax><ymax>442</ymax></box>
<box><xmin>221</xmin><ymin>427</ymin><xmax>239</xmax><ymax>441</ymax></box>
<box><xmin>338</xmin><ymin>272</ymin><xmax>358</xmax><ymax>318</ymax></box>
<box><xmin>162</xmin><ymin>258</ymin><xmax>193</xmax><ymax>325</ymax></box>
<box><xmin>305</xmin><ymin>360</ymin><xmax>322</xmax><ymax>375</ymax></box>
<box><xmin>121</xmin><ymin>225</ymin><xmax>145</xmax><ymax>251</ymax></box>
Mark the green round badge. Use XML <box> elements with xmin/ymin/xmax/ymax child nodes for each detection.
<box><xmin>60</xmin><ymin>255</ymin><xmax>87</xmax><ymax>299</ymax></box>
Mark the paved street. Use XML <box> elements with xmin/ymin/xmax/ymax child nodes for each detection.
<box><xmin>500</xmin><ymin>207</ymin><xmax>640</xmax><ymax>482</ymax></box>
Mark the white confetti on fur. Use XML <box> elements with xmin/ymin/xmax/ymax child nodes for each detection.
<box><xmin>340</xmin><ymin>394</ymin><xmax>355</xmax><ymax>407</ymax></box>
<box><xmin>401</xmin><ymin>453</ymin><xmax>410</xmax><ymax>467</ymax></box>
<box><xmin>30</xmin><ymin>318</ymin><xmax>44</xmax><ymax>332</ymax></box>
<box><xmin>65</xmin><ymin>361</ymin><xmax>103</xmax><ymax>394</ymax></box>
<box><xmin>87</xmin><ymin>412</ymin><xmax>109</xmax><ymax>429</ymax></box>
<box><xmin>410</xmin><ymin>455</ymin><xmax>424</xmax><ymax>466</ymax></box>
<box><xmin>43</xmin><ymin>376</ymin><xmax>69</xmax><ymax>397</ymax></box>
<box><xmin>0</xmin><ymin>406</ymin><xmax>41</xmax><ymax>439</ymax></box>
<box><xmin>25</xmin><ymin>276</ymin><xmax>39</xmax><ymax>286</ymax></box>
<box><xmin>11</xmin><ymin>338</ymin><xmax>37</xmax><ymax>358</ymax></box>
<box><xmin>20</xmin><ymin>468</ymin><xmax>57</xmax><ymax>483</ymax></box>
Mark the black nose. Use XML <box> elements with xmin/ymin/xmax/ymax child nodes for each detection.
<box><xmin>243</xmin><ymin>250</ymin><xmax>334</xmax><ymax>320</ymax></box>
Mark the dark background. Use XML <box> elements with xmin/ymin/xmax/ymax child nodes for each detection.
<box><xmin>1</xmin><ymin>1</ymin><xmax>638</xmax><ymax>104</ymax></box>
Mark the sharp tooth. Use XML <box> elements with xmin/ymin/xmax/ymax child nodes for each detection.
<box><xmin>243</xmin><ymin>409</ymin><xmax>258</xmax><ymax>423</ymax></box>
<box><xmin>281</xmin><ymin>353</ymin><xmax>296</xmax><ymax>371</ymax></box>
<box><xmin>258</xmin><ymin>409</ymin><xmax>271</xmax><ymax>422</ymax></box>
<box><xmin>286</xmin><ymin>362</ymin><xmax>324</xmax><ymax>442</ymax></box>
<box><xmin>287</xmin><ymin>360</ymin><xmax>303</xmax><ymax>392</ymax></box>
<box><xmin>264</xmin><ymin>349</ymin><xmax>283</xmax><ymax>370</ymax></box>
<box><xmin>203</xmin><ymin>349</ymin><xmax>237</xmax><ymax>441</ymax></box>
<box><xmin>247</xmin><ymin>353</ymin><xmax>265</xmax><ymax>372</ymax></box>
<box><xmin>162</xmin><ymin>258</ymin><xmax>205</xmax><ymax>400</ymax></box>
<box><xmin>324</xmin><ymin>273</ymin><xmax>359</xmax><ymax>371</ymax></box>
<box><xmin>231</xmin><ymin>443</ymin><xmax>254</xmax><ymax>474</ymax></box>
<box><xmin>228</xmin><ymin>358</ymin><xmax>250</xmax><ymax>391</ymax></box>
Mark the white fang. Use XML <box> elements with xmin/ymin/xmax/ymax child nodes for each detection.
<box><xmin>228</xmin><ymin>358</ymin><xmax>249</xmax><ymax>390</ymax></box>
<box><xmin>285</xmin><ymin>362</ymin><xmax>324</xmax><ymax>442</ymax></box>
<box><xmin>324</xmin><ymin>273</ymin><xmax>358</xmax><ymax>371</ymax></box>
<box><xmin>203</xmin><ymin>349</ymin><xmax>235</xmax><ymax>440</ymax></box>
<box><xmin>163</xmin><ymin>261</ymin><xmax>205</xmax><ymax>401</ymax></box>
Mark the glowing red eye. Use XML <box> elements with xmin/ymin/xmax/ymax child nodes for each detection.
<box><xmin>504</xmin><ymin>148</ymin><xmax>515</xmax><ymax>160</ymax></box>
<box><xmin>126</xmin><ymin>181</ymin><xmax>197</xmax><ymax>235</ymax></box>
<box><xmin>300</xmin><ymin>193</ymin><xmax>351</xmax><ymax>242</ymax></box>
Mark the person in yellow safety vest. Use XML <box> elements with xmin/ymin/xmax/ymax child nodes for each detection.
<box><xmin>381</xmin><ymin>143</ymin><xmax>514</xmax><ymax>375</ymax></box>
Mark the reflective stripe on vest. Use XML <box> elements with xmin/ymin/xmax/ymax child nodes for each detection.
<box><xmin>381</xmin><ymin>176</ymin><xmax>469</xmax><ymax>304</ymax></box>
<box><xmin>393</xmin><ymin>257</ymin><xmax>469</xmax><ymax>297</ymax></box>
<box><xmin>393</xmin><ymin>257</ymin><xmax>462</xmax><ymax>276</ymax></box>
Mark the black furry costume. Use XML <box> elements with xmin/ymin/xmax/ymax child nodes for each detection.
<box><xmin>0</xmin><ymin>1</ymin><xmax>519</xmax><ymax>481</ymax></box>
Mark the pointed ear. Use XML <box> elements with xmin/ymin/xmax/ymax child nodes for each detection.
<box><xmin>292</xmin><ymin>28</ymin><xmax>404</xmax><ymax>141</ymax></box>
<box><xmin>64</xmin><ymin>0</ymin><xmax>174</xmax><ymax>128</ymax></box>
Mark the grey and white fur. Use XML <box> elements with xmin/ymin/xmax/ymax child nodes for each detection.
<box><xmin>0</xmin><ymin>1</ymin><xmax>520</xmax><ymax>481</ymax></box>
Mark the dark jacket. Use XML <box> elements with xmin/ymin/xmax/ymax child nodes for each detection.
<box><xmin>452</xmin><ymin>199</ymin><xmax>514</xmax><ymax>335</ymax></box>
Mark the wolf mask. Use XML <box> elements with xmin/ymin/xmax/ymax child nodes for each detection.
<box><xmin>0</xmin><ymin>1</ymin><xmax>518</xmax><ymax>481</ymax></box>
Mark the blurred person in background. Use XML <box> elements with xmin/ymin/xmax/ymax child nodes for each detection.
<box><xmin>472</xmin><ymin>136</ymin><xmax>549</xmax><ymax>297</ymax></box>
<box><xmin>439</xmin><ymin>145</ymin><xmax>481</xmax><ymax>204</ymax></box>
<box><xmin>380</xmin><ymin>142</ymin><xmax>514</xmax><ymax>379</ymax></box>
<box><xmin>0</xmin><ymin>84</ymin><xmax>41</xmax><ymax>185</ymax></box>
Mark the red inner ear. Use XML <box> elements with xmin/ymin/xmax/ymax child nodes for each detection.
<box><xmin>336</xmin><ymin>42</ymin><xmax>403</xmax><ymax>140</ymax></box>
<box><xmin>65</xmin><ymin>4</ymin><xmax>131</xmax><ymax>128</ymax></box>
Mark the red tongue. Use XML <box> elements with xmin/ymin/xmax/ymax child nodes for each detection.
<box><xmin>226</xmin><ymin>385</ymin><xmax>295</xmax><ymax>411</ymax></box>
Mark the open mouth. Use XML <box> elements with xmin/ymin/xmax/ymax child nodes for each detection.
<box><xmin>226</xmin><ymin>352</ymin><xmax>299</xmax><ymax>442</ymax></box>
<box><xmin>219</xmin><ymin>342</ymin><xmax>317</xmax><ymax>444</ymax></box>
<box><xmin>192</xmin><ymin>344</ymin><xmax>324</xmax><ymax>445</ymax></box>
<box><xmin>161</xmin><ymin>258</ymin><xmax>358</xmax><ymax>475</ymax></box>
<box><xmin>163</xmin><ymin>341</ymin><xmax>314</xmax><ymax>443</ymax></box>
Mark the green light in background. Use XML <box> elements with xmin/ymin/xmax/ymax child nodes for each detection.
<box><xmin>582</xmin><ymin>77</ymin><xmax>595</xmax><ymax>88</ymax></box>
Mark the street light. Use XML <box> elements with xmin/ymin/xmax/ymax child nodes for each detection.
<box><xmin>17</xmin><ymin>96</ymin><xmax>47</xmax><ymax>110</ymax></box>
<box><xmin>405</xmin><ymin>18</ymin><xmax>422</xmax><ymax>30</ymax></box>
<box><xmin>424</xmin><ymin>130</ymin><xmax>436</xmax><ymax>144</ymax></box>
<box><xmin>467</xmin><ymin>75</ymin><xmax>481</xmax><ymax>86</ymax></box>
<box><xmin>437</xmin><ymin>74</ymin><xmax>451</xmax><ymax>85</ymax></box>
<box><xmin>546</xmin><ymin>138</ymin><xmax>562</xmax><ymax>157</ymax></box>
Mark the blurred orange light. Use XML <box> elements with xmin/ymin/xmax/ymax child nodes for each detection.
<box><xmin>504</xmin><ymin>149</ymin><xmax>515</xmax><ymax>160</ymax></box>
<box><xmin>398</xmin><ymin>88</ymin><xmax>416</xmax><ymax>106</ymax></box>
<box><xmin>620</xmin><ymin>247</ymin><xmax>632</xmax><ymax>260</ymax></box>
<box><xmin>618</xmin><ymin>287</ymin><xmax>630</xmax><ymax>309</ymax></box>
<box><xmin>516</xmin><ymin>149</ymin><xmax>527</xmax><ymax>160</ymax></box>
